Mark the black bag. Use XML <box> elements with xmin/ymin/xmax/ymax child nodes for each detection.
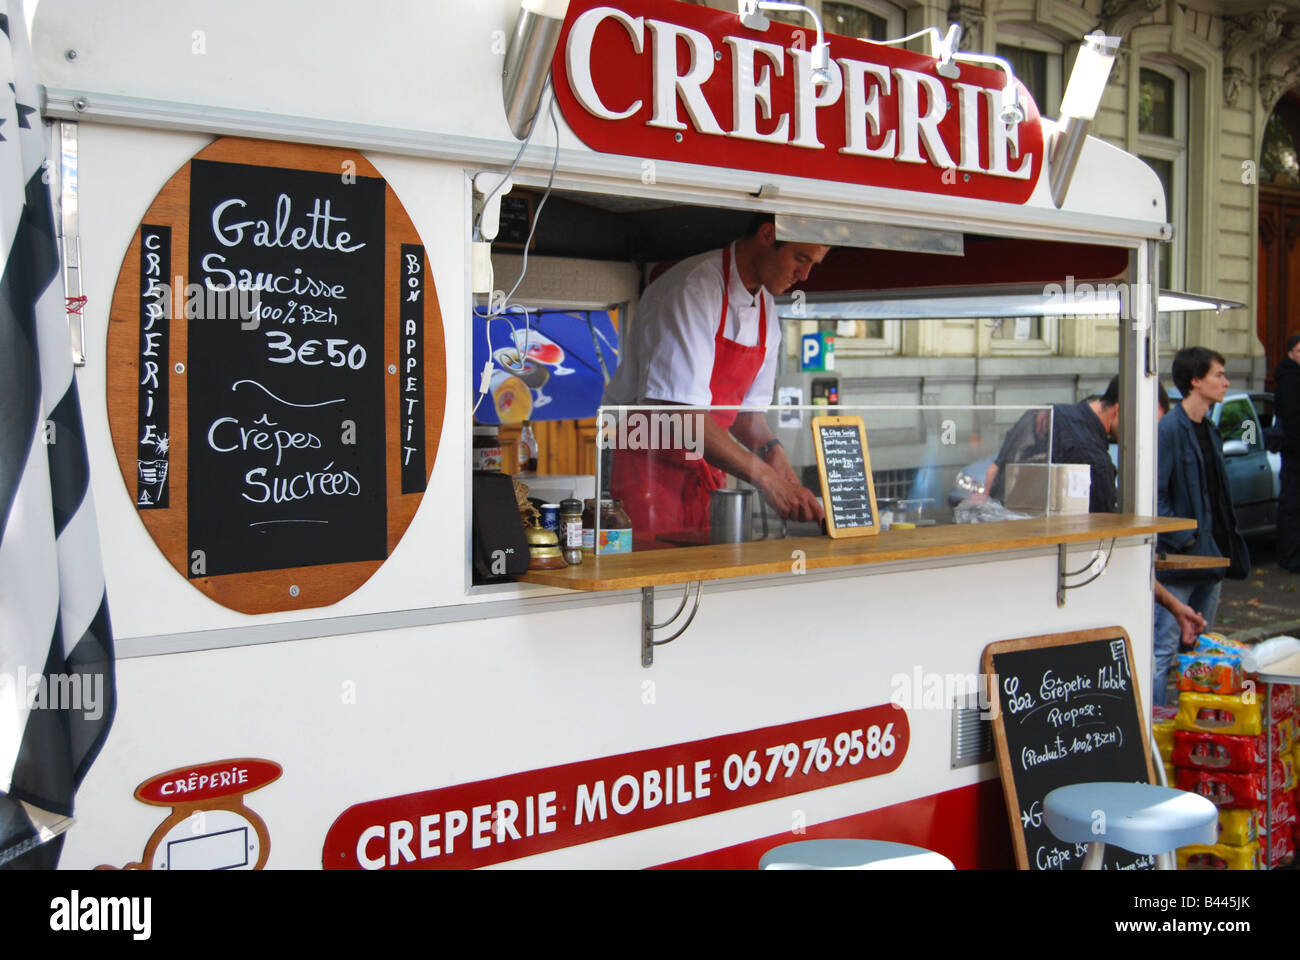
<box><xmin>472</xmin><ymin>472</ymin><xmax>530</xmax><ymax>583</ymax></box>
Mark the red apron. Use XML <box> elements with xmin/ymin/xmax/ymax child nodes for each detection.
<box><xmin>612</xmin><ymin>246</ymin><xmax>768</xmax><ymax>541</ymax></box>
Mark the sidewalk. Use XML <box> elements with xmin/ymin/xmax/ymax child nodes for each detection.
<box><xmin>1216</xmin><ymin>538</ymin><xmax>1300</xmax><ymax>644</ymax></box>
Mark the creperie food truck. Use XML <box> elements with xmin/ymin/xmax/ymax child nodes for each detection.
<box><xmin>31</xmin><ymin>0</ymin><xmax>1188</xmax><ymax>870</ymax></box>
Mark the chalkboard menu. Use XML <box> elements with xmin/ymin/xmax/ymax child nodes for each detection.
<box><xmin>982</xmin><ymin>628</ymin><xmax>1157</xmax><ymax>871</ymax></box>
<box><xmin>106</xmin><ymin>138</ymin><xmax>446</xmax><ymax>614</ymax></box>
<box><xmin>187</xmin><ymin>159</ymin><xmax>388</xmax><ymax>576</ymax></box>
<box><xmin>495</xmin><ymin>194</ymin><xmax>535</xmax><ymax>249</ymax></box>
<box><xmin>811</xmin><ymin>416</ymin><xmax>879</xmax><ymax>538</ymax></box>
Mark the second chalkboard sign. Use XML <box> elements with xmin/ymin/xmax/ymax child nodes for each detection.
<box><xmin>983</xmin><ymin>628</ymin><xmax>1157</xmax><ymax>871</ymax></box>
<box><xmin>811</xmin><ymin>415</ymin><xmax>879</xmax><ymax>539</ymax></box>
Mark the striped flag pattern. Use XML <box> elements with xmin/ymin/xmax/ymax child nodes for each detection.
<box><xmin>0</xmin><ymin>1</ymin><xmax>115</xmax><ymax>868</ymax></box>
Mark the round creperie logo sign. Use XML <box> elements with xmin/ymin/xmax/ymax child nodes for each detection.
<box><xmin>551</xmin><ymin>0</ymin><xmax>1044</xmax><ymax>203</ymax></box>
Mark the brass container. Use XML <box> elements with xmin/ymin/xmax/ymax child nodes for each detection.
<box><xmin>526</xmin><ymin>526</ymin><xmax>565</xmax><ymax>570</ymax></box>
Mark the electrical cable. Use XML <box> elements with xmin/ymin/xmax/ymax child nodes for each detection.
<box><xmin>471</xmin><ymin>91</ymin><xmax>562</xmax><ymax>418</ymax></box>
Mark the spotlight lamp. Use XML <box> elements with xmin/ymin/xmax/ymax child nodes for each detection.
<box><xmin>737</xmin><ymin>1</ymin><xmax>833</xmax><ymax>86</ymax></box>
<box><xmin>1048</xmin><ymin>31</ymin><xmax>1121</xmax><ymax>207</ymax></box>
<box><xmin>502</xmin><ymin>0</ymin><xmax>572</xmax><ymax>140</ymax></box>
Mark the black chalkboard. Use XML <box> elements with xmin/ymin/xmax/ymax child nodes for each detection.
<box><xmin>496</xmin><ymin>194</ymin><xmax>534</xmax><ymax>249</ymax></box>
<box><xmin>811</xmin><ymin>416</ymin><xmax>878</xmax><ymax>538</ymax></box>
<box><xmin>983</xmin><ymin>629</ymin><xmax>1157</xmax><ymax>871</ymax></box>
<box><xmin>186</xmin><ymin>159</ymin><xmax>388</xmax><ymax>577</ymax></box>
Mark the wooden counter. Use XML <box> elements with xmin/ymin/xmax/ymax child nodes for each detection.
<box><xmin>519</xmin><ymin>513</ymin><xmax>1197</xmax><ymax>592</ymax></box>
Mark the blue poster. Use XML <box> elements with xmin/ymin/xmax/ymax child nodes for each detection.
<box><xmin>472</xmin><ymin>309</ymin><xmax>619</xmax><ymax>424</ymax></box>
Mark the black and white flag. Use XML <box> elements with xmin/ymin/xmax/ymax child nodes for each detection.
<box><xmin>0</xmin><ymin>1</ymin><xmax>115</xmax><ymax>868</ymax></box>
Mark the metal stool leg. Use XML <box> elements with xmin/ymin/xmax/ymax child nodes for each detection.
<box><xmin>1081</xmin><ymin>842</ymin><xmax>1106</xmax><ymax>870</ymax></box>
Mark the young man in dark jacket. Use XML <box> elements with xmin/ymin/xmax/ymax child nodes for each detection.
<box><xmin>1153</xmin><ymin>347</ymin><xmax>1250</xmax><ymax>705</ymax></box>
<box><xmin>1274</xmin><ymin>334</ymin><xmax>1300</xmax><ymax>572</ymax></box>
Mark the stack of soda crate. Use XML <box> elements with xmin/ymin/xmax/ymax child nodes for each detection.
<box><xmin>1169</xmin><ymin>635</ymin><xmax>1297</xmax><ymax>870</ymax></box>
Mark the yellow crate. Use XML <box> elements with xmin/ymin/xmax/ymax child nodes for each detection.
<box><xmin>1154</xmin><ymin>716</ymin><xmax>1176</xmax><ymax>762</ymax></box>
<box><xmin>1178</xmin><ymin>842</ymin><xmax>1259</xmax><ymax>870</ymax></box>
<box><xmin>1217</xmin><ymin>809</ymin><xmax>1257</xmax><ymax>847</ymax></box>
<box><xmin>1176</xmin><ymin>691</ymin><xmax>1263</xmax><ymax>737</ymax></box>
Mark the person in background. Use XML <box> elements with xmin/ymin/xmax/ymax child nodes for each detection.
<box><xmin>1153</xmin><ymin>347</ymin><xmax>1250</xmax><ymax>705</ymax></box>
<box><xmin>1273</xmin><ymin>333</ymin><xmax>1300</xmax><ymax>572</ymax></box>
<box><xmin>1049</xmin><ymin>377</ymin><xmax>1121</xmax><ymax>514</ymax></box>
<box><xmin>982</xmin><ymin>408</ymin><xmax>1051</xmax><ymax>503</ymax></box>
<box><xmin>978</xmin><ymin>379</ymin><xmax>1120</xmax><ymax>509</ymax></box>
<box><xmin>1151</xmin><ymin>383</ymin><xmax>1206</xmax><ymax>654</ymax></box>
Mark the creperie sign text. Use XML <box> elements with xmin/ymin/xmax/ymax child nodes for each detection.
<box><xmin>322</xmin><ymin>705</ymin><xmax>908</xmax><ymax>869</ymax></box>
<box><xmin>552</xmin><ymin>0</ymin><xmax>1043</xmax><ymax>203</ymax></box>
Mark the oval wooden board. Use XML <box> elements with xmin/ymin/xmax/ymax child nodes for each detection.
<box><xmin>106</xmin><ymin>137</ymin><xmax>446</xmax><ymax>614</ymax></box>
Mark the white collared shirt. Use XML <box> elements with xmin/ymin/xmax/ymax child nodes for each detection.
<box><xmin>603</xmin><ymin>244</ymin><xmax>779</xmax><ymax>408</ymax></box>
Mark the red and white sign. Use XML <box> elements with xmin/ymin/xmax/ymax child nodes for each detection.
<box><xmin>322</xmin><ymin>705</ymin><xmax>908</xmax><ymax>869</ymax></box>
<box><xmin>135</xmin><ymin>758</ymin><xmax>282</xmax><ymax>805</ymax></box>
<box><xmin>552</xmin><ymin>0</ymin><xmax>1044</xmax><ymax>203</ymax></box>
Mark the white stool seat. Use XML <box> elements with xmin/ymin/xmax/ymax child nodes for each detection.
<box><xmin>1043</xmin><ymin>782</ymin><xmax>1218</xmax><ymax>856</ymax></box>
<box><xmin>759</xmin><ymin>839</ymin><xmax>955</xmax><ymax>870</ymax></box>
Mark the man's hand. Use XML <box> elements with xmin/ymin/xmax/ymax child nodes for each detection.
<box><xmin>1174</xmin><ymin>602</ymin><xmax>1207</xmax><ymax>650</ymax></box>
<box><xmin>754</xmin><ymin>462</ymin><xmax>824</xmax><ymax>523</ymax></box>
<box><xmin>1155</xmin><ymin>580</ymin><xmax>1206</xmax><ymax>650</ymax></box>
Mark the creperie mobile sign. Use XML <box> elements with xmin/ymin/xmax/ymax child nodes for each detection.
<box><xmin>552</xmin><ymin>0</ymin><xmax>1043</xmax><ymax>203</ymax></box>
<box><xmin>322</xmin><ymin>705</ymin><xmax>907</xmax><ymax>869</ymax></box>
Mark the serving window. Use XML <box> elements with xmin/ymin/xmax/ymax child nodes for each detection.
<box><xmin>467</xmin><ymin>185</ymin><xmax>1135</xmax><ymax>578</ymax></box>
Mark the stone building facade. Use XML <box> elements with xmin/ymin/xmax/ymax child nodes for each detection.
<box><xmin>700</xmin><ymin>0</ymin><xmax>1300</xmax><ymax>399</ymax></box>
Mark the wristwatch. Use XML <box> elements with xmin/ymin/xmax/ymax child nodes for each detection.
<box><xmin>756</xmin><ymin>438</ymin><xmax>783</xmax><ymax>461</ymax></box>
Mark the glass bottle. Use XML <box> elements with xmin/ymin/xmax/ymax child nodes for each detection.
<box><xmin>518</xmin><ymin>420</ymin><xmax>538</xmax><ymax>473</ymax></box>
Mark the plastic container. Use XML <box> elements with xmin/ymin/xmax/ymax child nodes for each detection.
<box><xmin>472</xmin><ymin>426</ymin><xmax>502</xmax><ymax>472</ymax></box>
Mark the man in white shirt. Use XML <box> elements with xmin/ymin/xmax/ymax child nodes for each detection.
<box><xmin>604</xmin><ymin>215</ymin><xmax>827</xmax><ymax>539</ymax></box>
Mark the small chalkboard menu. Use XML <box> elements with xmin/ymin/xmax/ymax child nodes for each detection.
<box><xmin>495</xmin><ymin>194</ymin><xmax>535</xmax><ymax>249</ymax></box>
<box><xmin>107</xmin><ymin>138</ymin><xmax>446</xmax><ymax>614</ymax></box>
<box><xmin>811</xmin><ymin>415</ymin><xmax>879</xmax><ymax>538</ymax></box>
<box><xmin>982</xmin><ymin>628</ymin><xmax>1157</xmax><ymax>871</ymax></box>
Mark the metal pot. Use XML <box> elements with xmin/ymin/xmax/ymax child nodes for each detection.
<box><xmin>710</xmin><ymin>489</ymin><xmax>755</xmax><ymax>544</ymax></box>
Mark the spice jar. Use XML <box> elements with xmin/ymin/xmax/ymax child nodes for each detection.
<box><xmin>560</xmin><ymin>498</ymin><xmax>583</xmax><ymax>565</ymax></box>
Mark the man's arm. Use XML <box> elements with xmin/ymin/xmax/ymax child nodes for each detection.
<box><xmin>1154</xmin><ymin>580</ymin><xmax>1206</xmax><ymax>650</ymax></box>
<box><xmin>649</xmin><ymin>404</ymin><xmax>822</xmax><ymax>523</ymax></box>
<box><xmin>731</xmin><ymin>412</ymin><xmax>823</xmax><ymax>523</ymax></box>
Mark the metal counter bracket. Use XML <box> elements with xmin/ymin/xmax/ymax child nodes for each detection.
<box><xmin>1057</xmin><ymin>540</ymin><xmax>1115</xmax><ymax>607</ymax></box>
<box><xmin>642</xmin><ymin>582</ymin><xmax>703</xmax><ymax>667</ymax></box>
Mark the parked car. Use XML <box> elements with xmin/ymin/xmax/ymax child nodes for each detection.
<box><xmin>950</xmin><ymin>392</ymin><xmax>1280</xmax><ymax>537</ymax></box>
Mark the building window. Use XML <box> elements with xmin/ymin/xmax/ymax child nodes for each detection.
<box><xmin>824</xmin><ymin>1</ymin><xmax>898</xmax><ymax>41</ymax></box>
<box><xmin>995</xmin><ymin>27</ymin><xmax>1063</xmax><ymax>119</ymax></box>
<box><xmin>1138</xmin><ymin>69</ymin><xmax>1175</xmax><ymax>138</ymax></box>
<box><xmin>985</xmin><ymin>315</ymin><xmax>1059</xmax><ymax>356</ymax></box>
<box><xmin>815</xmin><ymin>317</ymin><xmax>901</xmax><ymax>356</ymax></box>
<box><xmin>1261</xmin><ymin>96</ymin><xmax>1300</xmax><ymax>188</ymax></box>
<box><xmin>1136</xmin><ymin>63</ymin><xmax>1187</xmax><ymax>347</ymax></box>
